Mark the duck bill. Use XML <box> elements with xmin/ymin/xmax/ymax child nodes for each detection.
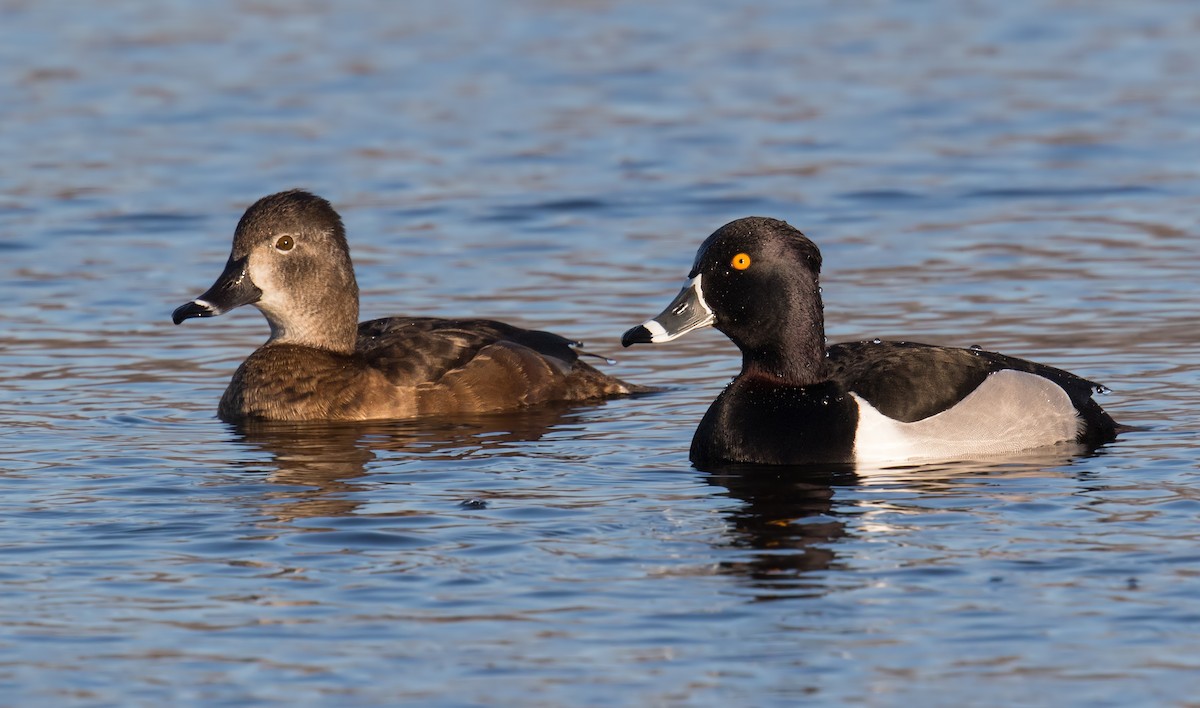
<box><xmin>622</xmin><ymin>274</ymin><xmax>716</xmax><ymax>347</ymax></box>
<box><xmin>172</xmin><ymin>255</ymin><xmax>262</xmax><ymax>324</ymax></box>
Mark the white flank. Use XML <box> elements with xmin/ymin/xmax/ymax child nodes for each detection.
<box><xmin>852</xmin><ymin>369</ymin><xmax>1083</xmax><ymax>464</ymax></box>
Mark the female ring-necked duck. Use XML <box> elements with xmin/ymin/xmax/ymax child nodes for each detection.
<box><xmin>173</xmin><ymin>190</ymin><xmax>641</xmax><ymax>422</ymax></box>
<box><xmin>622</xmin><ymin>217</ymin><xmax>1121</xmax><ymax>466</ymax></box>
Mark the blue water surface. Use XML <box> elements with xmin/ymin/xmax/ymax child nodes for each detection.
<box><xmin>2</xmin><ymin>1</ymin><xmax>1200</xmax><ymax>705</ymax></box>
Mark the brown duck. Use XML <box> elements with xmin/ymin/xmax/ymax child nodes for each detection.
<box><xmin>173</xmin><ymin>190</ymin><xmax>641</xmax><ymax>422</ymax></box>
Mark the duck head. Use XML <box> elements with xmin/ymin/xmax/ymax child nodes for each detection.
<box><xmin>172</xmin><ymin>190</ymin><xmax>361</xmax><ymax>354</ymax></box>
<box><xmin>622</xmin><ymin>217</ymin><xmax>829</xmax><ymax>384</ymax></box>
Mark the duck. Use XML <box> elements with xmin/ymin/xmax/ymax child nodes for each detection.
<box><xmin>173</xmin><ymin>190</ymin><xmax>641</xmax><ymax>423</ymax></box>
<box><xmin>621</xmin><ymin>217</ymin><xmax>1121</xmax><ymax>467</ymax></box>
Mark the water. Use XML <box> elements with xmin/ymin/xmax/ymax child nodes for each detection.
<box><xmin>3</xmin><ymin>0</ymin><xmax>1200</xmax><ymax>704</ymax></box>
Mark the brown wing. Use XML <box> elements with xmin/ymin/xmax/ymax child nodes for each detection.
<box><xmin>358</xmin><ymin>317</ymin><xmax>638</xmax><ymax>415</ymax></box>
<box><xmin>357</xmin><ymin>317</ymin><xmax>576</xmax><ymax>382</ymax></box>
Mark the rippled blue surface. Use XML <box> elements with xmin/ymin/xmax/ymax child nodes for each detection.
<box><xmin>3</xmin><ymin>0</ymin><xmax>1200</xmax><ymax>704</ymax></box>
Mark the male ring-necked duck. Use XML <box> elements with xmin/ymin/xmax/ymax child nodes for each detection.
<box><xmin>622</xmin><ymin>217</ymin><xmax>1121</xmax><ymax>466</ymax></box>
<box><xmin>174</xmin><ymin>190</ymin><xmax>641</xmax><ymax>422</ymax></box>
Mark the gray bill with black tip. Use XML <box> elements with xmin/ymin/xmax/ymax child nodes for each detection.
<box><xmin>621</xmin><ymin>274</ymin><xmax>715</xmax><ymax>347</ymax></box>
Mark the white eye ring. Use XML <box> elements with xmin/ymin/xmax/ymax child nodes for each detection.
<box><xmin>275</xmin><ymin>235</ymin><xmax>295</xmax><ymax>251</ymax></box>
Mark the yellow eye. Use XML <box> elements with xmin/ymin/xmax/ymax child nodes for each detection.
<box><xmin>731</xmin><ymin>252</ymin><xmax>751</xmax><ymax>270</ymax></box>
<box><xmin>275</xmin><ymin>235</ymin><xmax>294</xmax><ymax>251</ymax></box>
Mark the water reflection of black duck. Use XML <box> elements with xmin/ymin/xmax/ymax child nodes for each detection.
<box><xmin>706</xmin><ymin>466</ymin><xmax>857</xmax><ymax>597</ymax></box>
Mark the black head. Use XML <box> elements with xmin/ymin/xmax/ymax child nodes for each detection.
<box><xmin>622</xmin><ymin>217</ymin><xmax>830</xmax><ymax>384</ymax></box>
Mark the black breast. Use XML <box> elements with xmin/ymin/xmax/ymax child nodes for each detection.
<box><xmin>690</xmin><ymin>378</ymin><xmax>858</xmax><ymax>468</ymax></box>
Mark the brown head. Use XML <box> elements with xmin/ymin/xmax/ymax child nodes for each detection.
<box><xmin>173</xmin><ymin>190</ymin><xmax>361</xmax><ymax>354</ymax></box>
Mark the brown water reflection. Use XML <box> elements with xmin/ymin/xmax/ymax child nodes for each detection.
<box><xmin>231</xmin><ymin>404</ymin><xmax>589</xmax><ymax>521</ymax></box>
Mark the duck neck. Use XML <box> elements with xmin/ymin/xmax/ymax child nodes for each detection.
<box><xmin>736</xmin><ymin>288</ymin><xmax>829</xmax><ymax>386</ymax></box>
<box><xmin>261</xmin><ymin>278</ymin><xmax>360</xmax><ymax>355</ymax></box>
<box><xmin>265</xmin><ymin>305</ymin><xmax>359</xmax><ymax>355</ymax></box>
<box><xmin>741</xmin><ymin>325</ymin><xmax>828</xmax><ymax>386</ymax></box>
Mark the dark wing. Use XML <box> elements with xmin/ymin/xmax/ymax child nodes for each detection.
<box><xmin>356</xmin><ymin>317</ymin><xmax>581</xmax><ymax>385</ymax></box>
<box><xmin>356</xmin><ymin>317</ymin><xmax>635</xmax><ymax>413</ymax></box>
<box><xmin>826</xmin><ymin>341</ymin><xmax>1113</xmax><ymax>431</ymax></box>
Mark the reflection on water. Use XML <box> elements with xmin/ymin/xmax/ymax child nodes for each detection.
<box><xmin>702</xmin><ymin>445</ymin><xmax>1101</xmax><ymax>600</ymax></box>
<box><xmin>234</xmin><ymin>404</ymin><xmax>589</xmax><ymax>521</ymax></box>
<box><xmin>707</xmin><ymin>468</ymin><xmax>854</xmax><ymax>597</ymax></box>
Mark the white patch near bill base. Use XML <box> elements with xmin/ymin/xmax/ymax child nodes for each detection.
<box><xmin>642</xmin><ymin>273</ymin><xmax>716</xmax><ymax>344</ymax></box>
<box><xmin>691</xmin><ymin>273</ymin><xmax>715</xmax><ymax>319</ymax></box>
<box><xmin>643</xmin><ymin>319</ymin><xmax>670</xmax><ymax>342</ymax></box>
<box><xmin>852</xmin><ymin>369</ymin><xmax>1083</xmax><ymax>464</ymax></box>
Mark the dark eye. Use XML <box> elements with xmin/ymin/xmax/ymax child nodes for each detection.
<box><xmin>275</xmin><ymin>235</ymin><xmax>294</xmax><ymax>251</ymax></box>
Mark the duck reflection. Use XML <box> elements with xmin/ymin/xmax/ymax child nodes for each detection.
<box><xmin>700</xmin><ymin>444</ymin><xmax>1104</xmax><ymax>599</ymax></box>
<box><xmin>226</xmin><ymin>402</ymin><xmax>585</xmax><ymax>521</ymax></box>
<box><xmin>703</xmin><ymin>463</ymin><xmax>857</xmax><ymax>598</ymax></box>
